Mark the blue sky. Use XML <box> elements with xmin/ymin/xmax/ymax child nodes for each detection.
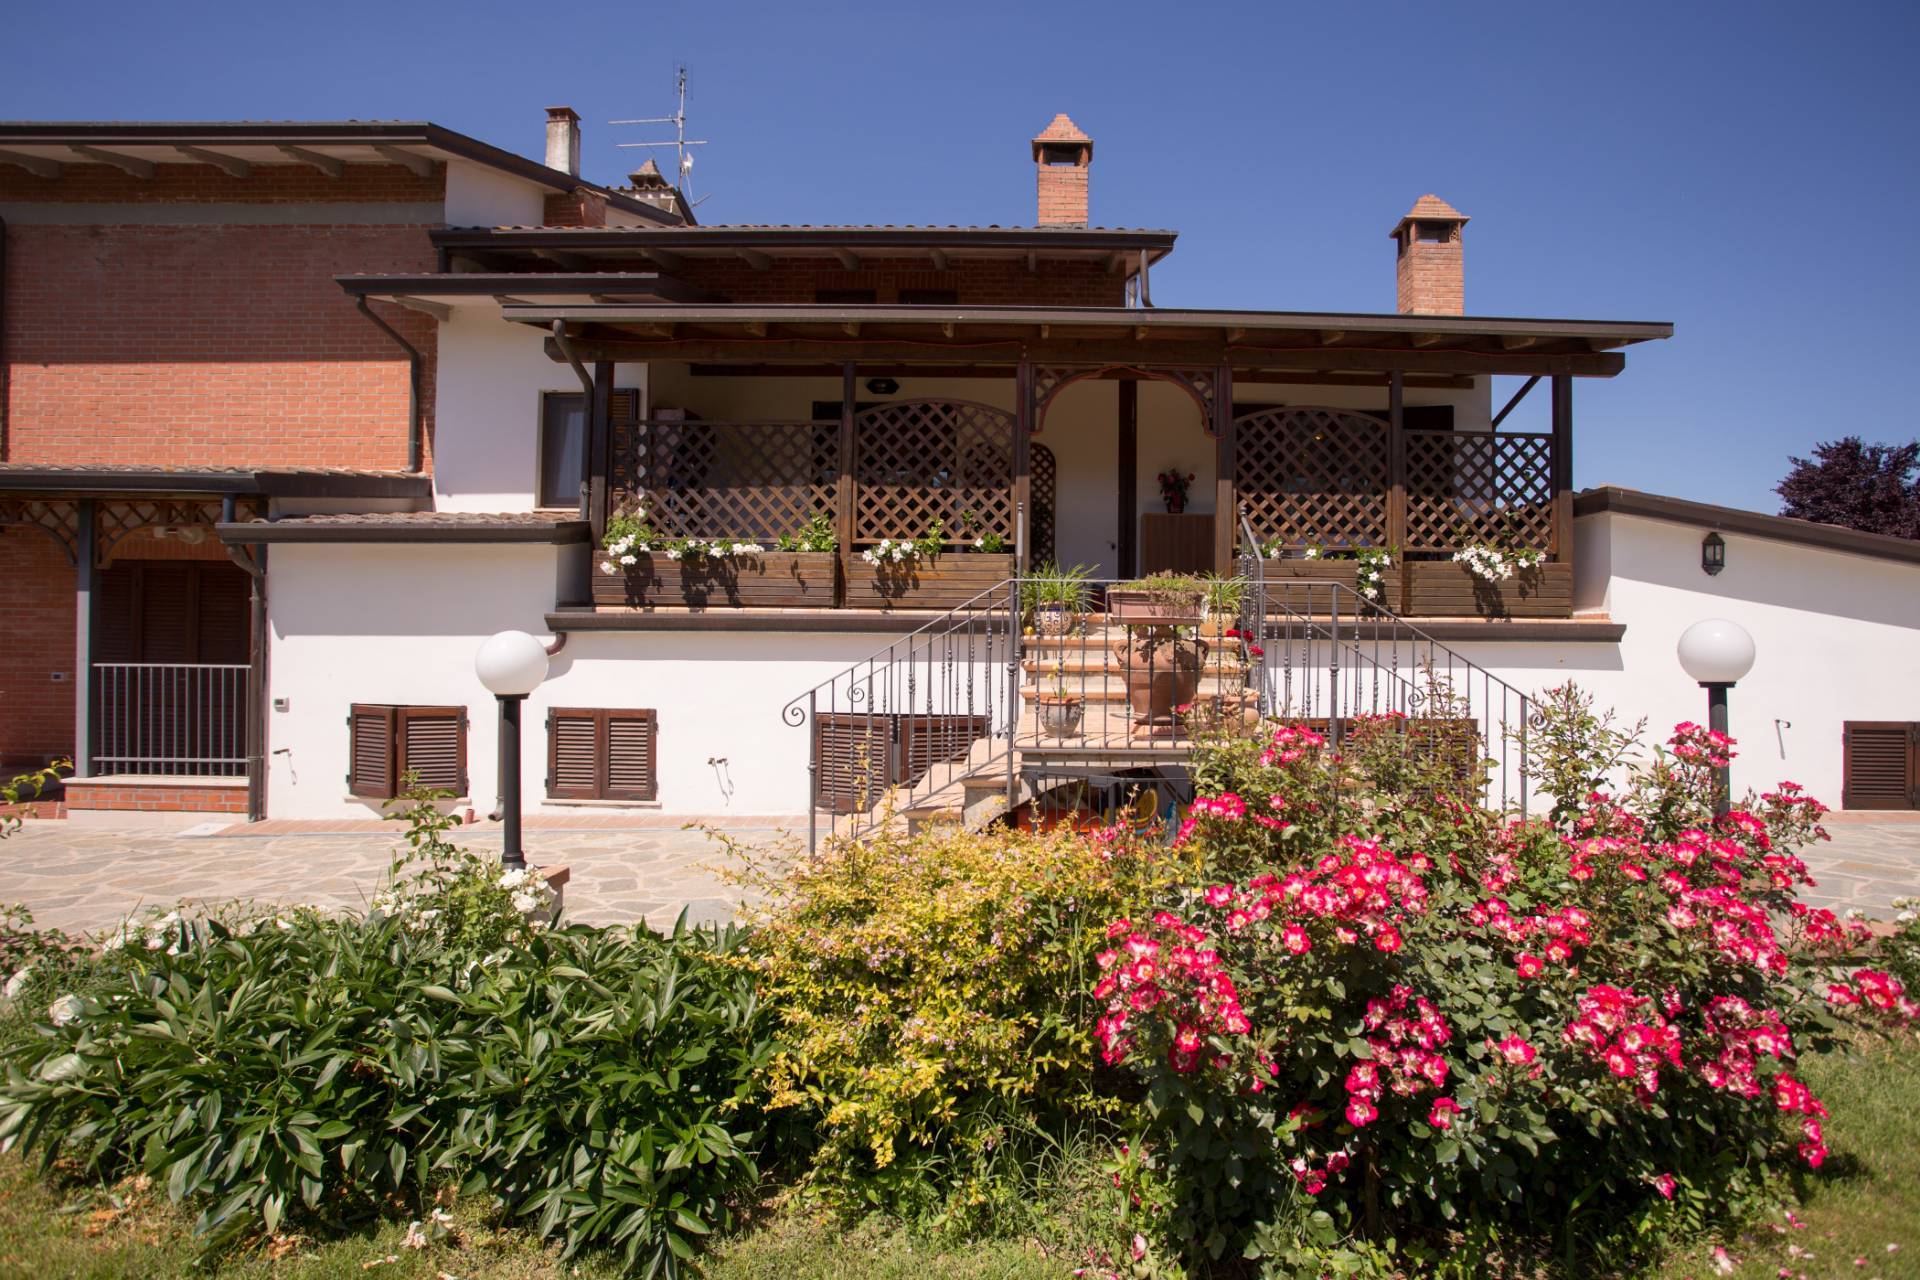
<box><xmin>5</xmin><ymin>0</ymin><xmax>1914</xmax><ymax>512</ymax></box>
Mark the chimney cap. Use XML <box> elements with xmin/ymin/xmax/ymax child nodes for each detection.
<box><xmin>1032</xmin><ymin>113</ymin><xmax>1093</xmax><ymax>162</ymax></box>
<box><xmin>626</xmin><ymin>157</ymin><xmax>669</xmax><ymax>189</ymax></box>
<box><xmin>1390</xmin><ymin>194</ymin><xmax>1468</xmax><ymax>239</ymax></box>
<box><xmin>546</xmin><ymin>105</ymin><xmax>581</xmax><ymax>123</ymax></box>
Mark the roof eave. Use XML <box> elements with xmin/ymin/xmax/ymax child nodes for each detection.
<box><xmin>1574</xmin><ymin>486</ymin><xmax>1920</xmax><ymax>567</ymax></box>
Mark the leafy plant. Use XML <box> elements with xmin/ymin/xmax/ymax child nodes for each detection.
<box><xmin>1095</xmin><ymin>699</ymin><xmax>1915</xmax><ymax>1274</ymax></box>
<box><xmin>776</xmin><ymin>511</ymin><xmax>839</xmax><ymax>554</ymax></box>
<box><xmin>0</xmin><ymin>800</ymin><xmax>774</xmax><ymax>1278</ymax></box>
<box><xmin>718</xmin><ymin>822</ymin><xmax>1175</xmax><ymax>1218</ymax></box>
<box><xmin>0</xmin><ymin>761</ymin><xmax>66</xmax><ymax>841</ymax></box>
<box><xmin>1020</xmin><ymin>562</ymin><xmax>1094</xmax><ymax>617</ymax></box>
<box><xmin>959</xmin><ymin>510</ymin><xmax>1007</xmax><ymax>555</ymax></box>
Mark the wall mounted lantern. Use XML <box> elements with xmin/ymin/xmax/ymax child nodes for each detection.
<box><xmin>1701</xmin><ymin>531</ymin><xmax>1726</xmax><ymax>576</ymax></box>
<box><xmin>865</xmin><ymin>377</ymin><xmax>900</xmax><ymax>395</ymax></box>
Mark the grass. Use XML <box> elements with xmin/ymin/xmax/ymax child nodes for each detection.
<box><xmin>1645</xmin><ymin>1035</ymin><xmax>1920</xmax><ymax>1280</ymax></box>
<box><xmin>0</xmin><ymin>1041</ymin><xmax>1914</xmax><ymax>1279</ymax></box>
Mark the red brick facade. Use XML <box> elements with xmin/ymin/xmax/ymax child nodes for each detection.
<box><xmin>0</xmin><ymin>527</ymin><xmax>76</xmax><ymax>769</ymax></box>
<box><xmin>0</xmin><ymin>162</ymin><xmax>443</xmax><ymax>207</ymax></box>
<box><xmin>667</xmin><ymin>256</ymin><xmax>1125</xmax><ymax>307</ymax></box>
<box><xmin>4</xmin><ymin>220</ymin><xmax>437</xmax><ymax>470</ymax></box>
<box><xmin>63</xmin><ymin>779</ymin><xmax>247</xmax><ymax>813</ymax></box>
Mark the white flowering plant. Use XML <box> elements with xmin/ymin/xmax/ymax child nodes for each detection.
<box><xmin>374</xmin><ymin>781</ymin><xmax>555</xmax><ymax>951</ymax></box>
<box><xmin>1353</xmin><ymin>547</ymin><xmax>1395</xmax><ymax>603</ymax></box>
<box><xmin>1452</xmin><ymin>541</ymin><xmax>1545</xmax><ymax>584</ymax></box>
<box><xmin>598</xmin><ymin>509</ymin><xmax>769</xmax><ymax>574</ymax></box>
<box><xmin>861</xmin><ymin>517</ymin><xmax>948</xmax><ymax>567</ymax></box>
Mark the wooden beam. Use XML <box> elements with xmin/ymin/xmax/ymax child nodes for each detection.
<box><xmin>735</xmin><ymin>248</ymin><xmax>773</xmax><ymax>271</ymax></box>
<box><xmin>682</xmin><ymin>363</ymin><xmax>1471</xmax><ymax>390</ymax></box>
<box><xmin>1106</xmin><ymin>252</ymin><xmax>1128</xmax><ymax>275</ymax></box>
<box><xmin>278</xmin><ymin>145</ymin><xmax>343</xmax><ymax>178</ymax></box>
<box><xmin>927</xmin><ymin>247</ymin><xmax>949</xmax><ymax>271</ymax></box>
<box><xmin>1214</xmin><ymin>365</ymin><xmax>1237</xmax><ymax>574</ymax></box>
<box><xmin>625</xmin><ymin>321</ymin><xmax>676</xmax><ymax>339</ymax></box>
<box><xmin>1118</xmin><ymin>379</ymin><xmax>1137</xmax><ymax>577</ymax></box>
<box><xmin>175</xmin><ymin>145</ymin><xmax>250</xmax><ymax>178</ymax></box>
<box><xmin>70</xmin><ymin>144</ymin><xmax>152</xmax><ymax>178</ymax></box>
<box><xmin>547</xmin><ymin>335</ymin><xmax>1627</xmax><ymax>377</ymax></box>
<box><xmin>389</xmin><ymin>296</ymin><xmax>451</xmax><ymax>322</ymax></box>
<box><xmin>941</xmin><ymin>322</ymin><xmax>955</xmax><ymax>339</ymax></box>
<box><xmin>1319</xmin><ymin>329</ymin><xmax>1348</xmax><ymax>345</ymax></box>
<box><xmin>532</xmin><ymin>247</ymin><xmax>590</xmax><ymax>271</ymax></box>
<box><xmin>832</xmin><ymin>248</ymin><xmax>860</xmax><ymax>270</ymax></box>
<box><xmin>1490</xmin><ymin>375</ymin><xmax>1542</xmax><ymax>429</ymax></box>
<box><xmin>1387</xmin><ymin>371</ymin><xmax>1407</xmax><ymax>553</ymax></box>
<box><xmin>1500</xmin><ymin>334</ymin><xmax>1542</xmax><ymax>351</ymax></box>
<box><xmin>841</xmin><ymin>321</ymin><xmax>861</xmax><ymax>337</ymax></box>
<box><xmin>1025</xmin><ymin>250</ymin><xmax>1038</xmax><ymax>274</ymax></box>
<box><xmin>0</xmin><ymin>148</ymin><xmax>60</xmax><ymax>179</ymax></box>
<box><xmin>1551</xmin><ymin>375</ymin><xmax>1574</xmax><ymax>560</ymax></box>
<box><xmin>1409</xmin><ymin>332</ymin><xmax>1449</xmax><ymax>348</ymax></box>
<box><xmin>1134</xmin><ymin>325</ymin><xmax>1149</xmax><ymax>341</ymax></box>
<box><xmin>373</xmin><ymin>145</ymin><xmax>435</xmax><ymax>178</ymax></box>
<box><xmin>641</xmin><ymin>247</ymin><xmax>685</xmax><ymax>271</ymax></box>
<box><xmin>1225</xmin><ymin>327</ymin><xmax>1247</xmax><ymax>345</ymax></box>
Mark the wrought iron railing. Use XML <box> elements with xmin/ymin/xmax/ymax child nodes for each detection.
<box><xmin>91</xmin><ymin>663</ymin><xmax>248</xmax><ymax>777</ymax></box>
<box><xmin>783</xmin><ymin>547</ymin><xmax>1543</xmax><ymax>850</ymax></box>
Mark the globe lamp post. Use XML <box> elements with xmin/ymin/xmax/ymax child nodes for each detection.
<box><xmin>1675</xmin><ymin>619</ymin><xmax>1756</xmax><ymax>819</ymax></box>
<box><xmin>475</xmin><ymin>630</ymin><xmax>550</xmax><ymax>869</ymax></box>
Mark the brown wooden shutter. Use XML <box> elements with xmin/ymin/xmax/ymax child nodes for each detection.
<box><xmin>347</xmin><ymin>704</ymin><xmax>398</xmax><ymax>798</ymax></box>
<box><xmin>897</xmin><ymin>714</ymin><xmax>988</xmax><ymax>789</ymax></box>
<box><xmin>547</xmin><ymin>709</ymin><xmax>602</xmax><ymax>799</ymax></box>
<box><xmin>1842</xmin><ymin>722</ymin><xmax>1918</xmax><ymax>810</ymax></box>
<box><xmin>814</xmin><ymin>713</ymin><xmax>893</xmax><ymax>813</ymax></box>
<box><xmin>195</xmin><ymin>564</ymin><xmax>252</xmax><ymax>664</ymax></box>
<box><xmin>397</xmin><ymin>705</ymin><xmax>468</xmax><ymax>796</ymax></box>
<box><xmin>609</xmin><ymin>389</ymin><xmax>639</xmax><ymax>421</ymax></box>
<box><xmin>605</xmin><ymin>711</ymin><xmax>658</xmax><ymax>801</ymax></box>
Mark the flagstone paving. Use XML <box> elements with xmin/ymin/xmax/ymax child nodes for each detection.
<box><xmin>0</xmin><ymin>811</ymin><xmax>1914</xmax><ymax>939</ymax></box>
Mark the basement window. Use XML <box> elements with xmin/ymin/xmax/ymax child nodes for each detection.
<box><xmin>548</xmin><ymin>708</ymin><xmax>659</xmax><ymax>801</ymax></box>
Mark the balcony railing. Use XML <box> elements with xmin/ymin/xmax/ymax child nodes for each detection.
<box><xmin>91</xmin><ymin>663</ymin><xmax>248</xmax><ymax>777</ymax></box>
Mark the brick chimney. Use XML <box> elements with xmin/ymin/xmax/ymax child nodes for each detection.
<box><xmin>545</xmin><ymin>106</ymin><xmax>581</xmax><ymax>177</ymax></box>
<box><xmin>1032</xmin><ymin>114</ymin><xmax>1092</xmax><ymax>226</ymax></box>
<box><xmin>1390</xmin><ymin>195</ymin><xmax>1468</xmax><ymax>315</ymax></box>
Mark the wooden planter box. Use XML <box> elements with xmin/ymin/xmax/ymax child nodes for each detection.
<box><xmin>1259</xmin><ymin>560</ymin><xmax>1404</xmax><ymax>614</ymax></box>
<box><xmin>1403</xmin><ymin>561</ymin><xmax>1573</xmax><ymax>619</ymax></box>
<box><xmin>844</xmin><ymin>552</ymin><xmax>1016</xmax><ymax>610</ymax></box>
<box><xmin>590</xmin><ymin>551</ymin><xmax>839</xmax><ymax>609</ymax></box>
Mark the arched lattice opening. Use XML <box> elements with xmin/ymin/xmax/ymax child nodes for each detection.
<box><xmin>1035</xmin><ymin>366</ymin><xmax>1217</xmax><ymax>435</ymax></box>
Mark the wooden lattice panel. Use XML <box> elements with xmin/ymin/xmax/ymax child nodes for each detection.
<box><xmin>1234</xmin><ymin>407</ymin><xmax>1390</xmax><ymax>549</ymax></box>
<box><xmin>1032</xmin><ymin>443</ymin><xmax>1056</xmax><ymax>564</ymax></box>
<box><xmin>1405</xmin><ymin>430</ymin><xmax>1555</xmax><ymax>551</ymax></box>
<box><xmin>613</xmin><ymin>419</ymin><xmax>837</xmax><ymax>541</ymax></box>
<box><xmin>854</xmin><ymin>399</ymin><xmax>1014</xmax><ymax>543</ymax></box>
<box><xmin>0</xmin><ymin>498</ymin><xmax>81</xmax><ymax>564</ymax></box>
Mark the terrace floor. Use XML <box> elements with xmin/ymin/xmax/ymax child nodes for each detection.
<box><xmin>0</xmin><ymin>811</ymin><xmax>1914</xmax><ymax>939</ymax></box>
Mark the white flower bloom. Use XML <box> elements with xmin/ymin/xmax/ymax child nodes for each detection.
<box><xmin>5</xmin><ymin>968</ymin><xmax>32</xmax><ymax>1000</ymax></box>
<box><xmin>619</xmin><ymin>554</ymin><xmax>637</xmax><ymax>566</ymax></box>
<box><xmin>1303</xmin><ymin>546</ymin><xmax>1319</xmax><ymax>559</ymax></box>
<box><xmin>510</xmin><ymin>890</ymin><xmax>540</xmax><ymax>914</ymax></box>
<box><xmin>48</xmin><ymin>994</ymin><xmax>83</xmax><ymax>1026</ymax></box>
<box><xmin>666</xmin><ymin>548</ymin><xmax>684</xmax><ymax>561</ymax></box>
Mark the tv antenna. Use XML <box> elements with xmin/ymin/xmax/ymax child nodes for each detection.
<box><xmin>610</xmin><ymin>64</ymin><xmax>709</xmax><ymax>206</ymax></box>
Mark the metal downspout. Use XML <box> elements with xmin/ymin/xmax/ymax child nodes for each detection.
<box><xmin>353</xmin><ymin>297</ymin><xmax>425</xmax><ymax>473</ymax></box>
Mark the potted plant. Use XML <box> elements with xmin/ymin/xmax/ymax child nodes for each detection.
<box><xmin>594</xmin><ymin>509</ymin><xmax>839</xmax><ymax>608</ymax></box>
<box><xmin>1106</xmin><ymin>571</ymin><xmax>1209</xmax><ymax>627</ymax></box>
<box><xmin>1021</xmin><ymin>562</ymin><xmax>1093</xmax><ymax>635</ymax></box>
<box><xmin>845</xmin><ymin>517</ymin><xmax>1018</xmax><ymax>610</ymax></box>
<box><xmin>1158</xmin><ymin>468</ymin><xmax>1195</xmax><ymax>514</ymax></box>
<box><xmin>1112</xmin><ymin>623</ymin><xmax>1209</xmax><ymax>726</ymax></box>
<box><xmin>1035</xmin><ymin>658</ymin><xmax>1085</xmax><ymax>739</ymax></box>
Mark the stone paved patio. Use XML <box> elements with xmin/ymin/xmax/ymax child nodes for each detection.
<box><xmin>0</xmin><ymin>811</ymin><xmax>1914</xmax><ymax>939</ymax></box>
<box><xmin>0</xmin><ymin>812</ymin><xmax>808</xmax><ymax>936</ymax></box>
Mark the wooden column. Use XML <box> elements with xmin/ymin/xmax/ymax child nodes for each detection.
<box><xmin>586</xmin><ymin>359</ymin><xmax>613</xmax><ymax>539</ymax></box>
<box><xmin>1212</xmin><ymin>364</ymin><xmax>1236</xmax><ymax>574</ymax></box>
<box><xmin>1386</xmin><ymin>371</ymin><xmax>1407</xmax><ymax>555</ymax></box>
<box><xmin>71</xmin><ymin>500</ymin><xmax>94</xmax><ymax>779</ymax></box>
<box><xmin>1013</xmin><ymin>366</ymin><xmax>1032</xmax><ymax>573</ymax></box>
<box><xmin>837</xmin><ymin>362</ymin><xmax>857</xmax><ymax>563</ymax></box>
<box><xmin>1117</xmin><ymin>378</ymin><xmax>1137</xmax><ymax>578</ymax></box>
<box><xmin>1551</xmin><ymin>374</ymin><xmax>1573</xmax><ymax>561</ymax></box>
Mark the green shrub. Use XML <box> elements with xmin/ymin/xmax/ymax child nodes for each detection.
<box><xmin>1095</xmin><ymin>706</ymin><xmax>1917</xmax><ymax>1275</ymax></box>
<box><xmin>721</xmin><ymin>821</ymin><xmax>1175</xmax><ymax>1218</ymax></box>
<box><xmin>0</xmin><ymin>804</ymin><xmax>773</xmax><ymax>1278</ymax></box>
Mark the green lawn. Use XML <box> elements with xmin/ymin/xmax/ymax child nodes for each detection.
<box><xmin>1</xmin><ymin>1039</ymin><xmax>1915</xmax><ymax>1279</ymax></box>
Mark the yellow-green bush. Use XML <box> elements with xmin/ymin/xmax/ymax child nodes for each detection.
<box><xmin>721</xmin><ymin>821</ymin><xmax>1174</xmax><ymax>1213</ymax></box>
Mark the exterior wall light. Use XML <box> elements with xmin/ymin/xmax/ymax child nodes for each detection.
<box><xmin>475</xmin><ymin>629</ymin><xmax>550</xmax><ymax>869</ymax></box>
<box><xmin>1701</xmin><ymin>531</ymin><xmax>1726</xmax><ymax>576</ymax></box>
<box><xmin>865</xmin><ymin>377</ymin><xmax>900</xmax><ymax>395</ymax></box>
<box><xmin>1676</xmin><ymin>618</ymin><xmax>1756</xmax><ymax>818</ymax></box>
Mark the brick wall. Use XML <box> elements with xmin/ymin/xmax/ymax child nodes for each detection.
<box><xmin>63</xmin><ymin>779</ymin><xmax>246</xmax><ymax>813</ymax></box>
<box><xmin>0</xmin><ymin>526</ymin><xmax>77</xmax><ymax>768</ymax></box>
<box><xmin>668</xmin><ymin>255</ymin><xmax>1125</xmax><ymax>307</ymax></box>
<box><xmin>1037</xmin><ymin>164</ymin><xmax>1090</xmax><ymax>226</ymax></box>
<box><xmin>1396</xmin><ymin>239</ymin><xmax>1465</xmax><ymax>316</ymax></box>
<box><xmin>2</xmin><ymin>161</ymin><xmax>441</xmax><ymax>470</ymax></box>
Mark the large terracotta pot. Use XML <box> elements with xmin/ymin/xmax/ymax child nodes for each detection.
<box><xmin>1112</xmin><ymin>636</ymin><xmax>1208</xmax><ymax>721</ymax></box>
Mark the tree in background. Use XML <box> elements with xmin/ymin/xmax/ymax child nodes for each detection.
<box><xmin>1776</xmin><ymin>436</ymin><xmax>1920</xmax><ymax>539</ymax></box>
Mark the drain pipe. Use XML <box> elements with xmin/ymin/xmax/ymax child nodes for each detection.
<box><xmin>1138</xmin><ymin>247</ymin><xmax>1154</xmax><ymax>308</ymax></box>
<box><xmin>353</xmin><ymin>297</ymin><xmax>425</xmax><ymax>473</ymax></box>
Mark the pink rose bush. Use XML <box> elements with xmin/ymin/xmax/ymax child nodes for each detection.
<box><xmin>1095</xmin><ymin>709</ymin><xmax>1916</xmax><ymax>1270</ymax></box>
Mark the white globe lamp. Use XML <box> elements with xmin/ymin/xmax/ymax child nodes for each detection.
<box><xmin>475</xmin><ymin>630</ymin><xmax>550</xmax><ymax>867</ymax></box>
<box><xmin>1675</xmin><ymin>618</ymin><xmax>1755</xmax><ymax>818</ymax></box>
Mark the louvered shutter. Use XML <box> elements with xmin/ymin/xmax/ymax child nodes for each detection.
<box><xmin>137</xmin><ymin>564</ymin><xmax>197</xmax><ymax>662</ymax></box>
<box><xmin>897</xmin><ymin>714</ymin><xmax>989</xmax><ymax>789</ymax></box>
<box><xmin>195</xmin><ymin>564</ymin><xmax>252</xmax><ymax>664</ymax></box>
<box><xmin>814</xmin><ymin>713</ymin><xmax>893</xmax><ymax>814</ymax></box>
<box><xmin>547</xmin><ymin>709</ymin><xmax>603</xmax><ymax>799</ymax></box>
<box><xmin>1842</xmin><ymin>722</ymin><xmax>1917</xmax><ymax>810</ymax></box>
<box><xmin>347</xmin><ymin>704</ymin><xmax>398</xmax><ymax>798</ymax></box>
<box><xmin>397</xmin><ymin>706</ymin><xmax>467</xmax><ymax>796</ymax></box>
<box><xmin>605</xmin><ymin>711</ymin><xmax>658</xmax><ymax>801</ymax></box>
